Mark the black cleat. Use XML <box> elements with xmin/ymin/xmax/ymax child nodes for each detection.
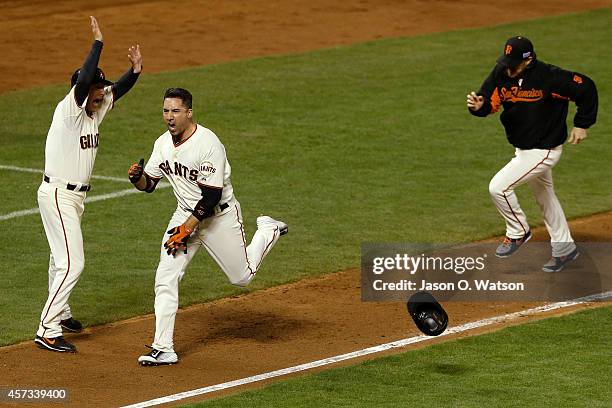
<box><xmin>34</xmin><ymin>335</ymin><xmax>77</xmax><ymax>353</ymax></box>
<box><xmin>60</xmin><ymin>318</ymin><xmax>83</xmax><ymax>333</ymax></box>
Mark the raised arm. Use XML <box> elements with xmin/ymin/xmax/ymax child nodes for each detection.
<box><xmin>75</xmin><ymin>16</ymin><xmax>104</xmax><ymax>106</ymax></box>
<box><xmin>113</xmin><ymin>45</ymin><xmax>143</xmax><ymax>101</ymax></box>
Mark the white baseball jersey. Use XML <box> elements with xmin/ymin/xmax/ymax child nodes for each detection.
<box><xmin>37</xmin><ymin>85</ymin><xmax>114</xmax><ymax>339</ymax></box>
<box><xmin>142</xmin><ymin>123</ymin><xmax>287</xmax><ymax>354</ymax></box>
<box><xmin>44</xmin><ymin>85</ymin><xmax>114</xmax><ymax>184</ymax></box>
<box><xmin>144</xmin><ymin>124</ymin><xmax>235</xmax><ymax>216</ymax></box>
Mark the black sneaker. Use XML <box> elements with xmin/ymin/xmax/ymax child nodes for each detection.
<box><xmin>60</xmin><ymin>317</ymin><xmax>83</xmax><ymax>333</ymax></box>
<box><xmin>34</xmin><ymin>336</ymin><xmax>77</xmax><ymax>353</ymax></box>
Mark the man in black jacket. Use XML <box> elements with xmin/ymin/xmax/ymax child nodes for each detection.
<box><xmin>467</xmin><ymin>36</ymin><xmax>598</xmax><ymax>272</ymax></box>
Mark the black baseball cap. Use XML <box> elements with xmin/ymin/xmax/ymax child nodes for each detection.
<box><xmin>70</xmin><ymin>67</ymin><xmax>113</xmax><ymax>88</ymax></box>
<box><xmin>497</xmin><ymin>36</ymin><xmax>535</xmax><ymax>68</ymax></box>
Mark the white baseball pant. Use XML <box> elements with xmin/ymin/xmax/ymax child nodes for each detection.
<box><xmin>152</xmin><ymin>201</ymin><xmax>282</xmax><ymax>352</ymax></box>
<box><xmin>36</xmin><ymin>182</ymin><xmax>85</xmax><ymax>338</ymax></box>
<box><xmin>488</xmin><ymin>146</ymin><xmax>576</xmax><ymax>257</ymax></box>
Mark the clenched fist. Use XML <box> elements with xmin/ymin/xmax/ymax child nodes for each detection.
<box><xmin>128</xmin><ymin>158</ymin><xmax>144</xmax><ymax>183</ymax></box>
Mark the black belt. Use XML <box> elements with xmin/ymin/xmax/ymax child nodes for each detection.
<box><xmin>44</xmin><ymin>175</ymin><xmax>91</xmax><ymax>192</ymax></box>
<box><xmin>181</xmin><ymin>202</ymin><xmax>230</xmax><ymax>214</ymax></box>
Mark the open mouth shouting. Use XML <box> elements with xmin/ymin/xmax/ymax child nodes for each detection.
<box><xmin>167</xmin><ymin>122</ymin><xmax>177</xmax><ymax>134</ymax></box>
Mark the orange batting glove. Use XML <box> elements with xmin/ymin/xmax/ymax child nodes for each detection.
<box><xmin>164</xmin><ymin>224</ymin><xmax>194</xmax><ymax>256</ymax></box>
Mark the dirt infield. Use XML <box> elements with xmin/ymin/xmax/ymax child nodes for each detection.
<box><xmin>1</xmin><ymin>213</ymin><xmax>611</xmax><ymax>407</ymax></box>
<box><xmin>1</xmin><ymin>0</ymin><xmax>612</xmax><ymax>94</ymax></box>
<box><xmin>1</xmin><ymin>1</ymin><xmax>611</xmax><ymax>407</ymax></box>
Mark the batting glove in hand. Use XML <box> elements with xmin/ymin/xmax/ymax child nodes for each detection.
<box><xmin>128</xmin><ymin>158</ymin><xmax>145</xmax><ymax>183</ymax></box>
<box><xmin>164</xmin><ymin>224</ymin><xmax>194</xmax><ymax>256</ymax></box>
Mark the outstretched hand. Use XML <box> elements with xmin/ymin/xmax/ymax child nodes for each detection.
<box><xmin>128</xmin><ymin>45</ymin><xmax>143</xmax><ymax>73</ymax></box>
<box><xmin>467</xmin><ymin>91</ymin><xmax>484</xmax><ymax>111</ymax></box>
<box><xmin>90</xmin><ymin>16</ymin><xmax>103</xmax><ymax>42</ymax></box>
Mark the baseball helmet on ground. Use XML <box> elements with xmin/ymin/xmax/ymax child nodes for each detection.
<box><xmin>70</xmin><ymin>67</ymin><xmax>113</xmax><ymax>88</ymax></box>
<box><xmin>407</xmin><ymin>291</ymin><xmax>449</xmax><ymax>336</ymax></box>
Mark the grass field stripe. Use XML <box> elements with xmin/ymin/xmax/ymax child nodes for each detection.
<box><xmin>0</xmin><ymin>164</ymin><xmax>126</xmax><ymax>182</ymax></box>
<box><xmin>0</xmin><ymin>183</ymin><xmax>171</xmax><ymax>222</ymax></box>
<box><xmin>0</xmin><ymin>208</ymin><xmax>41</xmax><ymax>220</ymax></box>
<box><xmin>121</xmin><ymin>291</ymin><xmax>612</xmax><ymax>408</ymax></box>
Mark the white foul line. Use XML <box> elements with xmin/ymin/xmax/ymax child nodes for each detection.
<box><xmin>121</xmin><ymin>291</ymin><xmax>612</xmax><ymax>408</ymax></box>
<box><xmin>0</xmin><ymin>164</ymin><xmax>126</xmax><ymax>182</ymax></box>
<box><xmin>0</xmin><ymin>183</ymin><xmax>170</xmax><ymax>222</ymax></box>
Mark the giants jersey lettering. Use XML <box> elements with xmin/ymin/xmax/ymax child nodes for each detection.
<box><xmin>44</xmin><ymin>86</ymin><xmax>114</xmax><ymax>184</ymax></box>
<box><xmin>144</xmin><ymin>124</ymin><xmax>235</xmax><ymax>215</ymax></box>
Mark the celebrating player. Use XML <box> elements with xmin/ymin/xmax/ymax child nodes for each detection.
<box><xmin>128</xmin><ymin>88</ymin><xmax>288</xmax><ymax>366</ymax></box>
<box><xmin>35</xmin><ymin>16</ymin><xmax>142</xmax><ymax>353</ymax></box>
<box><xmin>467</xmin><ymin>36</ymin><xmax>598</xmax><ymax>272</ymax></box>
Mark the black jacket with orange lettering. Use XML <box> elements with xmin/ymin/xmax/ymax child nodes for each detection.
<box><xmin>469</xmin><ymin>59</ymin><xmax>598</xmax><ymax>149</ymax></box>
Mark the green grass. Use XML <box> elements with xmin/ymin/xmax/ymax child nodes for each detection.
<box><xmin>1</xmin><ymin>8</ymin><xmax>611</xmax><ymax>345</ymax></box>
<box><xmin>182</xmin><ymin>305</ymin><xmax>612</xmax><ymax>408</ymax></box>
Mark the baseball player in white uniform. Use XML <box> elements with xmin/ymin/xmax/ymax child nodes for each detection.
<box><xmin>35</xmin><ymin>16</ymin><xmax>142</xmax><ymax>353</ymax></box>
<box><xmin>128</xmin><ymin>88</ymin><xmax>287</xmax><ymax>366</ymax></box>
